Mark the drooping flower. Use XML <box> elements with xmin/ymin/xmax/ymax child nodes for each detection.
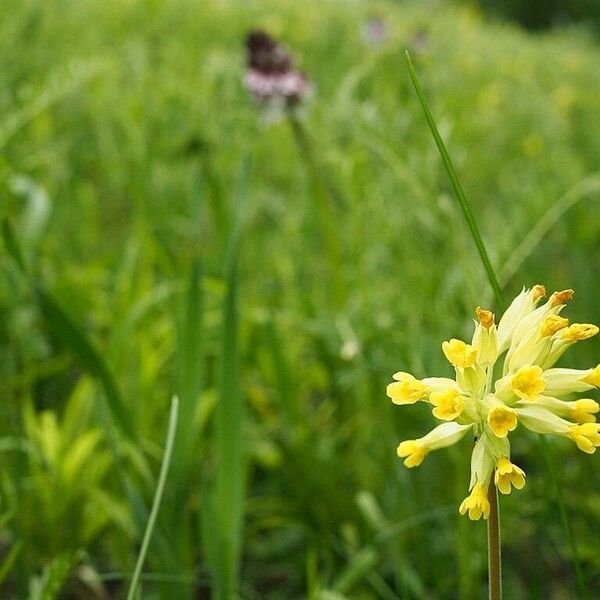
<box><xmin>244</xmin><ymin>31</ymin><xmax>313</xmax><ymax>109</ymax></box>
<box><xmin>387</xmin><ymin>285</ymin><xmax>599</xmax><ymax>519</ymax></box>
<box><xmin>494</xmin><ymin>458</ymin><xmax>526</xmax><ymax>495</ymax></box>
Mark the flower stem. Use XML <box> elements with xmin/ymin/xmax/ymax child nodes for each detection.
<box><xmin>487</xmin><ymin>482</ymin><xmax>502</xmax><ymax>600</ymax></box>
<box><xmin>286</xmin><ymin>112</ymin><xmax>347</xmax><ymax>307</ymax></box>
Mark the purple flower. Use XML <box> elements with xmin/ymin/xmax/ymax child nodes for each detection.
<box><xmin>244</xmin><ymin>31</ymin><xmax>312</xmax><ymax>108</ymax></box>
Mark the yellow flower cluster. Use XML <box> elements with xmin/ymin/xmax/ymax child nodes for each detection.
<box><xmin>387</xmin><ymin>286</ymin><xmax>600</xmax><ymax>519</ymax></box>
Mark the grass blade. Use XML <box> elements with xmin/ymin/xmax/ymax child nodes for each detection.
<box><xmin>204</xmin><ymin>156</ymin><xmax>249</xmax><ymax>599</ymax></box>
<box><xmin>162</xmin><ymin>259</ymin><xmax>204</xmax><ymax>599</ymax></box>
<box><xmin>264</xmin><ymin>315</ymin><xmax>299</xmax><ymax>429</ymax></box>
<box><xmin>405</xmin><ymin>50</ymin><xmax>588</xmax><ymax>598</ymax></box>
<box><xmin>287</xmin><ymin>113</ymin><xmax>347</xmax><ymax>308</ymax></box>
<box><xmin>126</xmin><ymin>396</ymin><xmax>179</xmax><ymax>600</ymax></box>
<box><xmin>35</xmin><ymin>286</ymin><xmax>137</xmax><ymax>442</ymax></box>
<box><xmin>405</xmin><ymin>51</ymin><xmax>504</xmax><ymax>310</ymax></box>
<box><xmin>172</xmin><ymin>258</ymin><xmax>204</xmax><ymax>494</ymax></box>
<box><xmin>1</xmin><ymin>219</ymin><xmax>27</xmax><ymax>274</ymax></box>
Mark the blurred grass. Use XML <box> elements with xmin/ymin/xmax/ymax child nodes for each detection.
<box><xmin>1</xmin><ymin>0</ymin><xmax>600</xmax><ymax>598</ymax></box>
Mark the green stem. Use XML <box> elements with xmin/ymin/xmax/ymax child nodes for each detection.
<box><xmin>287</xmin><ymin>111</ymin><xmax>347</xmax><ymax>209</ymax></box>
<box><xmin>287</xmin><ymin>112</ymin><xmax>347</xmax><ymax>307</ymax></box>
<box><xmin>487</xmin><ymin>482</ymin><xmax>502</xmax><ymax>600</ymax></box>
<box><xmin>126</xmin><ymin>396</ymin><xmax>179</xmax><ymax>600</ymax></box>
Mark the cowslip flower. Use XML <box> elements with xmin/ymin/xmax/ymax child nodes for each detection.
<box><xmin>387</xmin><ymin>285</ymin><xmax>600</xmax><ymax>519</ymax></box>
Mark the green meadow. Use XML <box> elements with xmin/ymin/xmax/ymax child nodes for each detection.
<box><xmin>1</xmin><ymin>0</ymin><xmax>600</xmax><ymax>597</ymax></box>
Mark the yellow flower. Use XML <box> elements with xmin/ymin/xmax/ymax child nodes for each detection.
<box><xmin>540</xmin><ymin>314</ymin><xmax>569</xmax><ymax>337</ymax></box>
<box><xmin>571</xmin><ymin>399</ymin><xmax>599</xmax><ymax>424</ymax></box>
<box><xmin>487</xmin><ymin>406</ymin><xmax>518</xmax><ymax>438</ymax></box>
<box><xmin>430</xmin><ymin>388</ymin><xmax>465</xmax><ymax>421</ymax></box>
<box><xmin>397</xmin><ymin>441</ymin><xmax>428</xmax><ymax>468</ymax></box>
<box><xmin>511</xmin><ymin>365</ymin><xmax>545</xmax><ymax>400</ymax></box>
<box><xmin>494</xmin><ymin>457</ymin><xmax>526</xmax><ymax>494</ymax></box>
<box><xmin>442</xmin><ymin>339</ymin><xmax>477</xmax><ymax>368</ymax></box>
<box><xmin>387</xmin><ymin>372</ymin><xmax>426</xmax><ymax>405</ymax></box>
<box><xmin>561</xmin><ymin>323</ymin><xmax>599</xmax><ymax>342</ymax></box>
<box><xmin>520</xmin><ymin>395</ymin><xmax>598</xmax><ymax>424</ymax></box>
<box><xmin>459</xmin><ymin>484</ymin><xmax>490</xmax><ymax>520</ymax></box>
<box><xmin>584</xmin><ymin>365</ymin><xmax>600</xmax><ymax>387</ymax></box>
<box><xmin>388</xmin><ymin>284</ymin><xmax>599</xmax><ymax>519</ymax></box>
<box><xmin>569</xmin><ymin>424</ymin><xmax>600</xmax><ymax>454</ymax></box>
<box><xmin>396</xmin><ymin>423</ymin><xmax>473</xmax><ymax>468</ymax></box>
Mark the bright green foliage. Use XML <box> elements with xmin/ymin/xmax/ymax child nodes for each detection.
<box><xmin>1</xmin><ymin>0</ymin><xmax>600</xmax><ymax>598</ymax></box>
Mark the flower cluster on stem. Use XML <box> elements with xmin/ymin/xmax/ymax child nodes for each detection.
<box><xmin>388</xmin><ymin>286</ymin><xmax>600</xmax><ymax>519</ymax></box>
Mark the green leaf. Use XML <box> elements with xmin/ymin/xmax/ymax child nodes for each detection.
<box><xmin>1</xmin><ymin>218</ymin><xmax>27</xmax><ymax>274</ymax></box>
<box><xmin>405</xmin><ymin>51</ymin><xmax>504</xmax><ymax>310</ymax></box>
<box><xmin>172</xmin><ymin>259</ymin><xmax>204</xmax><ymax>493</ymax></box>
<box><xmin>204</xmin><ymin>155</ymin><xmax>250</xmax><ymax>600</ymax></box>
<box><xmin>35</xmin><ymin>286</ymin><xmax>137</xmax><ymax>441</ymax></box>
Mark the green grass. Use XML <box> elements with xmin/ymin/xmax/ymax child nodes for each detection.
<box><xmin>1</xmin><ymin>0</ymin><xmax>600</xmax><ymax>597</ymax></box>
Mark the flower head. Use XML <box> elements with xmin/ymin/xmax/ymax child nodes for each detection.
<box><xmin>442</xmin><ymin>339</ymin><xmax>477</xmax><ymax>368</ymax></box>
<box><xmin>430</xmin><ymin>388</ymin><xmax>465</xmax><ymax>421</ymax></box>
<box><xmin>511</xmin><ymin>365</ymin><xmax>545</xmax><ymax>400</ymax></box>
<box><xmin>459</xmin><ymin>484</ymin><xmax>490</xmax><ymax>520</ymax></box>
<box><xmin>244</xmin><ymin>31</ymin><xmax>312</xmax><ymax>109</ymax></box>
<box><xmin>487</xmin><ymin>406</ymin><xmax>517</xmax><ymax>438</ymax></box>
<box><xmin>386</xmin><ymin>372</ymin><xmax>427</xmax><ymax>405</ymax></box>
<box><xmin>388</xmin><ymin>285</ymin><xmax>599</xmax><ymax>519</ymax></box>
<box><xmin>494</xmin><ymin>458</ymin><xmax>526</xmax><ymax>495</ymax></box>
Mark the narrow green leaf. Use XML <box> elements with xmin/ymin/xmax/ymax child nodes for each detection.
<box><xmin>0</xmin><ymin>541</ymin><xmax>22</xmax><ymax>587</ymax></box>
<box><xmin>28</xmin><ymin>551</ymin><xmax>80</xmax><ymax>600</ymax></box>
<box><xmin>287</xmin><ymin>114</ymin><xmax>347</xmax><ymax>308</ymax></box>
<box><xmin>172</xmin><ymin>259</ymin><xmax>204</xmax><ymax>492</ymax></box>
<box><xmin>205</xmin><ymin>156</ymin><xmax>249</xmax><ymax>599</ymax></box>
<box><xmin>405</xmin><ymin>51</ymin><xmax>504</xmax><ymax>310</ymax></box>
<box><xmin>333</xmin><ymin>547</ymin><xmax>378</xmax><ymax>595</ymax></box>
<box><xmin>127</xmin><ymin>396</ymin><xmax>179</xmax><ymax>600</ymax></box>
<box><xmin>1</xmin><ymin>218</ymin><xmax>27</xmax><ymax>274</ymax></box>
<box><xmin>264</xmin><ymin>316</ymin><xmax>298</xmax><ymax>428</ymax></box>
<box><xmin>35</xmin><ymin>286</ymin><xmax>136</xmax><ymax>441</ymax></box>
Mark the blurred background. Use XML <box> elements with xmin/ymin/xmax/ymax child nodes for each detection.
<box><xmin>1</xmin><ymin>0</ymin><xmax>599</xmax><ymax>598</ymax></box>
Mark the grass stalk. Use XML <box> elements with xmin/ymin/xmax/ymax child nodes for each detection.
<box><xmin>405</xmin><ymin>50</ymin><xmax>588</xmax><ymax>599</ymax></box>
<box><xmin>203</xmin><ymin>156</ymin><xmax>249</xmax><ymax>599</ymax></box>
<box><xmin>127</xmin><ymin>396</ymin><xmax>179</xmax><ymax>600</ymax></box>
<box><xmin>287</xmin><ymin>112</ymin><xmax>347</xmax><ymax>308</ymax></box>
<box><xmin>126</xmin><ymin>396</ymin><xmax>179</xmax><ymax>600</ymax></box>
